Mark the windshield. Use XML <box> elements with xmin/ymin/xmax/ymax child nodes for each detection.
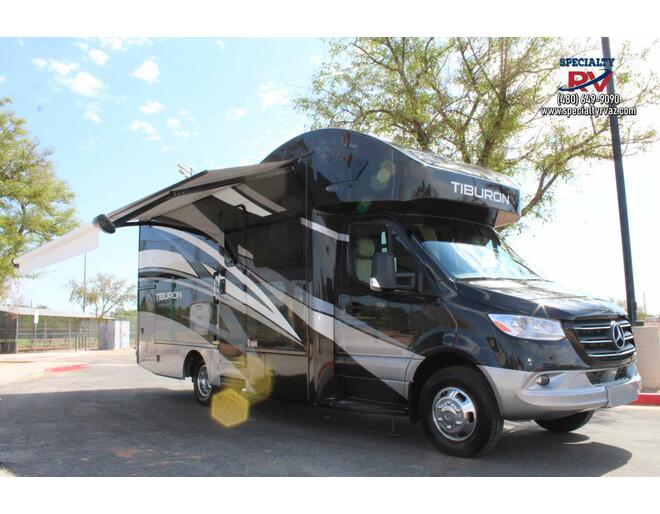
<box><xmin>407</xmin><ymin>218</ymin><xmax>541</xmax><ymax>281</ymax></box>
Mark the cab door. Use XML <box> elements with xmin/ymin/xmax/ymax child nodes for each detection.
<box><xmin>334</xmin><ymin>220</ymin><xmax>422</xmax><ymax>406</ymax></box>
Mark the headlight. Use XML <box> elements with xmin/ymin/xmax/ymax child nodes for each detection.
<box><xmin>488</xmin><ymin>314</ymin><xmax>565</xmax><ymax>341</ymax></box>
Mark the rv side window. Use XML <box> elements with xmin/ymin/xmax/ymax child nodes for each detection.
<box><xmin>247</xmin><ymin>217</ymin><xmax>303</xmax><ymax>269</ymax></box>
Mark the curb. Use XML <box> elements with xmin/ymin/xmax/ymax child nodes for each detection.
<box><xmin>44</xmin><ymin>364</ymin><xmax>87</xmax><ymax>374</ymax></box>
<box><xmin>631</xmin><ymin>393</ymin><xmax>660</xmax><ymax>406</ymax></box>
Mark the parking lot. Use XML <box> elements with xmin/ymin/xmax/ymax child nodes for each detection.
<box><xmin>0</xmin><ymin>350</ymin><xmax>658</xmax><ymax>476</ymax></box>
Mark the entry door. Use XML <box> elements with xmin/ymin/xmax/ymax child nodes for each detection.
<box><xmin>136</xmin><ymin>279</ymin><xmax>157</xmax><ymax>371</ymax></box>
<box><xmin>215</xmin><ymin>206</ymin><xmax>248</xmax><ymax>364</ymax></box>
<box><xmin>334</xmin><ymin>221</ymin><xmax>420</xmax><ymax>406</ymax></box>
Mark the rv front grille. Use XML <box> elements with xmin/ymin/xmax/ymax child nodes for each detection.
<box><xmin>586</xmin><ymin>366</ymin><xmax>629</xmax><ymax>385</ymax></box>
<box><xmin>567</xmin><ymin>319</ymin><xmax>636</xmax><ymax>362</ymax></box>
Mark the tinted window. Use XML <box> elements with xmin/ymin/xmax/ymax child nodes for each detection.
<box><xmin>393</xmin><ymin>235</ymin><xmax>415</xmax><ymax>274</ymax></box>
<box><xmin>350</xmin><ymin>223</ymin><xmax>388</xmax><ymax>284</ymax></box>
<box><xmin>246</xmin><ymin>217</ymin><xmax>302</xmax><ymax>269</ymax></box>
<box><xmin>349</xmin><ymin>223</ymin><xmax>418</xmax><ymax>284</ymax></box>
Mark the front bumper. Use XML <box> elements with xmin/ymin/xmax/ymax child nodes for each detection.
<box><xmin>479</xmin><ymin>363</ymin><xmax>641</xmax><ymax>420</ymax></box>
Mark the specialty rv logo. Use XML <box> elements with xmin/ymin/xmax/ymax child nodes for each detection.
<box><xmin>540</xmin><ymin>56</ymin><xmax>637</xmax><ymax>119</ymax></box>
<box><xmin>451</xmin><ymin>181</ymin><xmax>512</xmax><ymax>208</ymax></box>
<box><xmin>558</xmin><ymin>57</ymin><xmax>614</xmax><ymax>92</ymax></box>
<box><xmin>155</xmin><ymin>291</ymin><xmax>183</xmax><ymax>302</ymax></box>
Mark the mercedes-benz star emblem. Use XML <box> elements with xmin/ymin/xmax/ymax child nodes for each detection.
<box><xmin>610</xmin><ymin>321</ymin><xmax>625</xmax><ymax>349</ymax></box>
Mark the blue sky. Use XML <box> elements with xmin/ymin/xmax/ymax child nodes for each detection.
<box><xmin>1</xmin><ymin>37</ymin><xmax>659</xmax><ymax>314</ymax></box>
<box><xmin>1</xmin><ymin>37</ymin><xmax>326</xmax><ymax>310</ymax></box>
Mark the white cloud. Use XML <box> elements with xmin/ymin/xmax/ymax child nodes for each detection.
<box><xmin>98</xmin><ymin>38</ymin><xmax>151</xmax><ymax>51</ymax></box>
<box><xmin>99</xmin><ymin>38</ymin><xmax>123</xmax><ymax>50</ymax></box>
<box><xmin>166</xmin><ymin>117</ymin><xmax>190</xmax><ymax>137</ymax></box>
<box><xmin>178</xmin><ymin>109</ymin><xmax>197</xmax><ymax>124</ymax></box>
<box><xmin>259</xmin><ymin>81</ymin><xmax>289</xmax><ymax>109</ymax></box>
<box><xmin>77</xmin><ymin>42</ymin><xmax>109</xmax><ymax>66</ymax></box>
<box><xmin>88</xmin><ymin>49</ymin><xmax>109</xmax><ymax>66</ymax></box>
<box><xmin>63</xmin><ymin>72</ymin><xmax>105</xmax><ymax>97</ymax></box>
<box><xmin>50</xmin><ymin>60</ymin><xmax>79</xmax><ymax>76</ymax></box>
<box><xmin>215</xmin><ymin>40</ymin><xmax>226</xmax><ymax>49</ymax></box>
<box><xmin>309</xmin><ymin>55</ymin><xmax>322</xmax><ymax>65</ymax></box>
<box><xmin>83</xmin><ymin>103</ymin><xmax>102</xmax><ymax>124</ymax></box>
<box><xmin>225</xmin><ymin>106</ymin><xmax>247</xmax><ymax>121</ymax></box>
<box><xmin>131</xmin><ymin>59</ymin><xmax>159</xmax><ymax>84</ymax></box>
<box><xmin>31</xmin><ymin>57</ymin><xmax>48</xmax><ymax>69</ymax></box>
<box><xmin>0</xmin><ymin>75</ymin><xmax>6</xmax><ymax>83</ymax></box>
<box><xmin>83</xmin><ymin>110</ymin><xmax>101</xmax><ymax>124</ymax></box>
<box><xmin>139</xmin><ymin>101</ymin><xmax>163</xmax><ymax>114</ymax></box>
<box><xmin>129</xmin><ymin>120</ymin><xmax>160</xmax><ymax>141</ymax></box>
<box><xmin>31</xmin><ymin>58</ymin><xmax>105</xmax><ymax>97</ymax></box>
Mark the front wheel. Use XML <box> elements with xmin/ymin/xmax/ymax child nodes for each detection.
<box><xmin>419</xmin><ymin>366</ymin><xmax>503</xmax><ymax>458</ymax></box>
<box><xmin>193</xmin><ymin>361</ymin><xmax>215</xmax><ymax>406</ymax></box>
<box><xmin>535</xmin><ymin>411</ymin><xmax>594</xmax><ymax>433</ymax></box>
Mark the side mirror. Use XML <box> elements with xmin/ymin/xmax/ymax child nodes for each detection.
<box><xmin>370</xmin><ymin>252</ymin><xmax>396</xmax><ymax>291</ymax></box>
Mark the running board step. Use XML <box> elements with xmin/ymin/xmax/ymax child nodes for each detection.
<box><xmin>327</xmin><ymin>398</ymin><xmax>408</xmax><ymax>417</ymax></box>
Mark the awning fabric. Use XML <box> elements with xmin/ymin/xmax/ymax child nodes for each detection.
<box><xmin>108</xmin><ymin>159</ymin><xmax>294</xmax><ymax>226</ymax></box>
<box><xmin>13</xmin><ymin>159</ymin><xmax>294</xmax><ymax>273</ymax></box>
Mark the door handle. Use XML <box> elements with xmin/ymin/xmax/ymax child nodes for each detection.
<box><xmin>213</xmin><ymin>272</ymin><xmax>226</xmax><ymax>304</ymax></box>
<box><xmin>345</xmin><ymin>302</ymin><xmax>364</xmax><ymax>316</ymax></box>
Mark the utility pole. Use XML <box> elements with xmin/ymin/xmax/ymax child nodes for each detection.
<box><xmin>82</xmin><ymin>252</ymin><xmax>87</xmax><ymax>313</ymax></box>
<box><xmin>601</xmin><ymin>37</ymin><xmax>637</xmax><ymax>324</ymax></box>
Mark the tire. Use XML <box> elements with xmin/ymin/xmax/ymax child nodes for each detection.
<box><xmin>192</xmin><ymin>360</ymin><xmax>215</xmax><ymax>406</ymax></box>
<box><xmin>535</xmin><ymin>411</ymin><xmax>594</xmax><ymax>433</ymax></box>
<box><xmin>419</xmin><ymin>366</ymin><xmax>503</xmax><ymax>458</ymax></box>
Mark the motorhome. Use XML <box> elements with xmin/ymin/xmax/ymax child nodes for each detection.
<box><xmin>15</xmin><ymin>128</ymin><xmax>641</xmax><ymax>457</ymax></box>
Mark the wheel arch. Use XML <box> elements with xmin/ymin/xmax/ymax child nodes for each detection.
<box><xmin>408</xmin><ymin>349</ymin><xmax>485</xmax><ymax>422</ymax></box>
<box><xmin>183</xmin><ymin>350</ymin><xmax>204</xmax><ymax>379</ymax></box>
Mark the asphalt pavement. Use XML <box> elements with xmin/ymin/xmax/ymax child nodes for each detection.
<box><xmin>0</xmin><ymin>350</ymin><xmax>658</xmax><ymax>476</ymax></box>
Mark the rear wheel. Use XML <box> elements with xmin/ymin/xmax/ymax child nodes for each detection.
<box><xmin>535</xmin><ymin>411</ymin><xmax>594</xmax><ymax>433</ymax></box>
<box><xmin>193</xmin><ymin>361</ymin><xmax>215</xmax><ymax>406</ymax></box>
<box><xmin>419</xmin><ymin>366</ymin><xmax>503</xmax><ymax>458</ymax></box>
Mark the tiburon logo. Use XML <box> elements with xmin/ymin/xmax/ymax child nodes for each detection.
<box><xmin>156</xmin><ymin>291</ymin><xmax>183</xmax><ymax>302</ymax></box>
<box><xmin>451</xmin><ymin>181</ymin><xmax>512</xmax><ymax>207</ymax></box>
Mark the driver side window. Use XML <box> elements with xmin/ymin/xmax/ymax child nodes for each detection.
<box><xmin>350</xmin><ymin>223</ymin><xmax>389</xmax><ymax>285</ymax></box>
<box><xmin>349</xmin><ymin>222</ymin><xmax>415</xmax><ymax>286</ymax></box>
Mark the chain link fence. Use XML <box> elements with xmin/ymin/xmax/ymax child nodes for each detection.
<box><xmin>0</xmin><ymin>310</ymin><xmax>136</xmax><ymax>353</ymax></box>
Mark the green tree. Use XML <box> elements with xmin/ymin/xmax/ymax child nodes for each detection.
<box><xmin>67</xmin><ymin>273</ymin><xmax>136</xmax><ymax>318</ymax></box>
<box><xmin>0</xmin><ymin>97</ymin><xmax>77</xmax><ymax>297</ymax></box>
<box><xmin>296</xmin><ymin>38</ymin><xmax>659</xmax><ymax>222</ymax></box>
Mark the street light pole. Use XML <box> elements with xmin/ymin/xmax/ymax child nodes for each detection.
<box><xmin>601</xmin><ymin>37</ymin><xmax>637</xmax><ymax>323</ymax></box>
<box><xmin>82</xmin><ymin>252</ymin><xmax>87</xmax><ymax>313</ymax></box>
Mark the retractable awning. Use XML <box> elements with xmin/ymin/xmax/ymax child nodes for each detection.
<box><xmin>13</xmin><ymin>159</ymin><xmax>295</xmax><ymax>274</ymax></box>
